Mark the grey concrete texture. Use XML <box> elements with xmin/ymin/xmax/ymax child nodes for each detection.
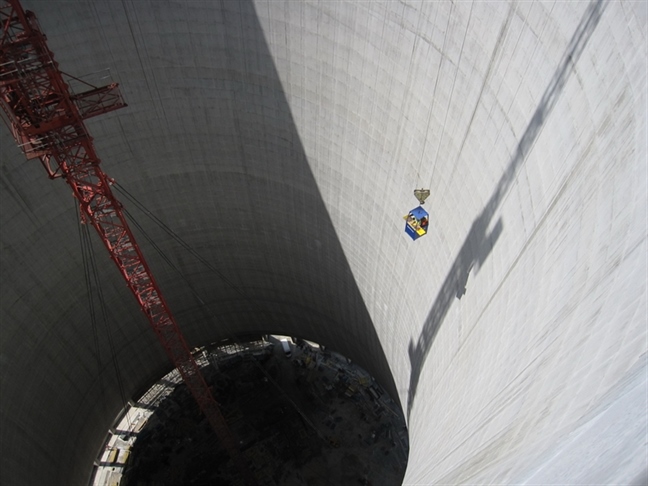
<box><xmin>0</xmin><ymin>0</ymin><xmax>645</xmax><ymax>485</ymax></box>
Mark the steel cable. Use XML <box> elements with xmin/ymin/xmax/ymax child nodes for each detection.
<box><xmin>115</xmin><ymin>190</ymin><xmax>328</xmax><ymax>440</ymax></box>
<box><xmin>77</xmin><ymin>205</ymin><xmax>132</xmax><ymax>429</ymax></box>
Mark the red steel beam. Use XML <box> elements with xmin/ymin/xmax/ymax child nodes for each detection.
<box><xmin>0</xmin><ymin>1</ymin><xmax>254</xmax><ymax>482</ymax></box>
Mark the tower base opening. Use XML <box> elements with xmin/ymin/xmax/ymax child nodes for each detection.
<box><xmin>93</xmin><ymin>335</ymin><xmax>409</xmax><ymax>486</ymax></box>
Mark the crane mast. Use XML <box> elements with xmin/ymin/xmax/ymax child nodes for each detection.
<box><xmin>0</xmin><ymin>1</ymin><xmax>253</xmax><ymax>481</ymax></box>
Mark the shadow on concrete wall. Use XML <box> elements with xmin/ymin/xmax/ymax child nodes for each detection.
<box><xmin>109</xmin><ymin>0</ymin><xmax>402</xmax><ymax>400</ymax></box>
<box><xmin>118</xmin><ymin>0</ymin><xmax>402</xmax><ymax>409</ymax></box>
<box><xmin>0</xmin><ymin>1</ymin><xmax>402</xmax><ymax>484</ymax></box>
<box><xmin>194</xmin><ymin>0</ymin><xmax>399</xmax><ymax>400</ymax></box>
<box><xmin>406</xmin><ymin>0</ymin><xmax>607</xmax><ymax>419</ymax></box>
<box><xmin>122</xmin><ymin>0</ymin><xmax>402</xmax><ymax>401</ymax></box>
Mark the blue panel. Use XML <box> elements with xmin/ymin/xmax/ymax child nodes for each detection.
<box><xmin>405</xmin><ymin>224</ymin><xmax>419</xmax><ymax>240</ymax></box>
<box><xmin>410</xmin><ymin>206</ymin><xmax>429</xmax><ymax>219</ymax></box>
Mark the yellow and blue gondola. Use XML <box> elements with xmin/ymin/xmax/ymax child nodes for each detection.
<box><xmin>404</xmin><ymin>206</ymin><xmax>429</xmax><ymax>240</ymax></box>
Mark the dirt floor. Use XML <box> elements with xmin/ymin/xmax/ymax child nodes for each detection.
<box><xmin>121</xmin><ymin>338</ymin><xmax>408</xmax><ymax>485</ymax></box>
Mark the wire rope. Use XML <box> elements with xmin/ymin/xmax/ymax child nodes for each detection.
<box><xmin>120</xmin><ymin>206</ymin><xmax>230</xmax><ymax>332</ymax></box>
<box><xmin>76</xmin><ymin>203</ymin><xmax>107</xmax><ymax>417</ymax></box>
<box><xmin>115</xmin><ymin>189</ymin><xmax>329</xmax><ymax>441</ymax></box>
<box><xmin>113</xmin><ymin>182</ymin><xmax>276</xmax><ymax>324</ymax></box>
<box><xmin>76</xmin><ymin>205</ymin><xmax>132</xmax><ymax>430</ymax></box>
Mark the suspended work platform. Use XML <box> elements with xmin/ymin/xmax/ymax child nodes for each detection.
<box><xmin>404</xmin><ymin>206</ymin><xmax>429</xmax><ymax>241</ymax></box>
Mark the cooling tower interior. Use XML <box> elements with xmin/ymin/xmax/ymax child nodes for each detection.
<box><xmin>0</xmin><ymin>0</ymin><xmax>646</xmax><ymax>484</ymax></box>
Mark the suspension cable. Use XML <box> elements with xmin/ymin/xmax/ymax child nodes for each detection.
<box><xmin>118</xmin><ymin>197</ymin><xmax>328</xmax><ymax>441</ymax></box>
<box><xmin>76</xmin><ymin>203</ymin><xmax>107</xmax><ymax>417</ymax></box>
<box><xmin>121</xmin><ymin>206</ymin><xmax>237</xmax><ymax>336</ymax></box>
<box><xmin>113</xmin><ymin>183</ymin><xmax>270</xmax><ymax>316</ymax></box>
<box><xmin>77</xmin><ymin>205</ymin><xmax>132</xmax><ymax>430</ymax></box>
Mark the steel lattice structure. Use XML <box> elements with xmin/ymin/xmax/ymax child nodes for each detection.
<box><xmin>0</xmin><ymin>1</ymin><xmax>253</xmax><ymax>482</ymax></box>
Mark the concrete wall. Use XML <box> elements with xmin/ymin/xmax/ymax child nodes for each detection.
<box><xmin>0</xmin><ymin>1</ymin><xmax>645</xmax><ymax>484</ymax></box>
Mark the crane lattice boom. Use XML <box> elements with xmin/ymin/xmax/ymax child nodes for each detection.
<box><xmin>0</xmin><ymin>1</ymin><xmax>252</xmax><ymax>481</ymax></box>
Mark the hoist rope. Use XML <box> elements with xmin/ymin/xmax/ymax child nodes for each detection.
<box><xmin>114</xmin><ymin>184</ymin><xmax>329</xmax><ymax>441</ymax></box>
<box><xmin>113</xmin><ymin>182</ymin><xmax>276</xmax><ymax>324</ymax></box>
<box><xmin>76</xmin><ymin>203</ymin><xmax>107</xmax><ymax>416</ymax></box>
<box><xmin>76</xmin><ymin>204</ymin><xmax>132</xmax><ymax>430</ymax></box>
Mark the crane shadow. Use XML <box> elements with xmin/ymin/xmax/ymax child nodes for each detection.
<box><xmin>406</xmin><ymin>0</ymin><xmax>607</xmax><ymax>419</ymax></box>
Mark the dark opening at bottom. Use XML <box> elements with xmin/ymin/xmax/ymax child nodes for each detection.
<box><xmin>98</xmin><ymin>336</ymin><xmax>409</xmax><ymax>485</ymax></box>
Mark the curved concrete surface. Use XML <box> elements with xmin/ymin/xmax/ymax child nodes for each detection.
<box><xmin>1</xmin><ymin>1</ymin><xmax>646</xmax><ymax>484</ymax></box>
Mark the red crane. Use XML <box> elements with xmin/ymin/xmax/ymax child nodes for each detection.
<box><xmin>0</xmin><ymin>1</ymin><xmax>254</xmax><ymax>482</ymax></box>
